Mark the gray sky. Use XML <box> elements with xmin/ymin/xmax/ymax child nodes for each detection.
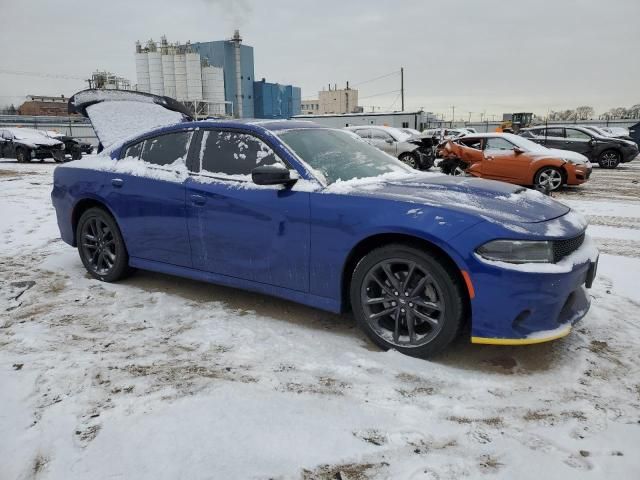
<box><xmin>1</xmin><ymin>0</ymin><xmax>638</xmax><ymax>121</ymax></box>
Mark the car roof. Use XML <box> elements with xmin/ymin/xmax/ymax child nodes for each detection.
<box><xmin>195</xmin><ymin>119</ymin><xmax>326</xmax><ymax>132</ymax></box>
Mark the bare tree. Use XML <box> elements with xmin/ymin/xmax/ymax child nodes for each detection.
<box><xmin>575</xmin><ymin>106</ymin><xmax>594</xmax><ymax>120</ymax></box>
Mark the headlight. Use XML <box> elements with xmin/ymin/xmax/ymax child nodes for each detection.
<box><xmin>476</xmin><ymin>240</ymin><xmax>553</xmax><ymax>263</ymax></box>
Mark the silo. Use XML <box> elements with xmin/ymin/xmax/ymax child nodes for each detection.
<box><xmin>148</xmin><ymin>51</ymin><xmax>164</xmax><ymax>96</ymax></box>
<box><xmin>186</xmin><ymin>52</ymin><xmax>203</xmax><ymax>101</ymax></box>
<box><xmin>135</xmin><ymin>52</ymin><xmax>151</xmax><ymax>93</ymax></box>
<box><xmin>162</xmin><ymin>52</ymin><xmax>176</xmax><ymax>99</ymax></box>
<box><xmin>174</xmin><ymin>53</ymin><xmax>187</xmax><ymax>101</ymax></box>
<box><xmin>202</xmin><ymin>66</ymin><xmax>225</xmax><ymax>115</ymax></box>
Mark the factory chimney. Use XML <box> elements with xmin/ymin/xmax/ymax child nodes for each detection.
<box><xmin>232</xmin><ymin>29</ymin><xmax>243</xmax><ymax>117</ymax></box>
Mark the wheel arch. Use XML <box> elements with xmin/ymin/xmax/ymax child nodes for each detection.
<box><xmin>70</xmin><ymin>197</ymin><xmax>119</xmax><ymax>246</ymax></box>
<box><xmin>340</xmin><ymin>232</ymin><xmax>472</xmax><ymax>315</ymax></box>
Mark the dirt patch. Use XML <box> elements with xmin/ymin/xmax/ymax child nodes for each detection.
<box><xmin>353</xmin><ymin>429</ymin><xmax>387</xmax><ymax>446</ymax></box>
<box><xmin>75</xmin><ymin>424</ymin><xmax>101</xmax><ymax>443</ymax></box>
<box><xmin>283</xmin><ymin>376</ymin><xmax>350</xmax><ymax>396</ymax></box>
<box><xmin>302</xmin><ymin>462</ymin><xmax>386</xmax><ymax>480</ymax></box>
<box><xmin>0</xmin><ymin>169</ymin><xmax>37</xmax><ymax>178</ymax></box>
<box><xmin>478</xmin><ymin>454</ymin><xmax>503</xmax><ymax>473</ymax></box>
<box><xmin>448</xmin><ymin>415</ymin><xmax>504</xmax><ymax>427</ymax></box>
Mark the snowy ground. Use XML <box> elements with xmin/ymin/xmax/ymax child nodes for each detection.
<box><xmin>1</xmin><ymin>158</ymin><xmax>639</xmax><ymax>480</ymax></box>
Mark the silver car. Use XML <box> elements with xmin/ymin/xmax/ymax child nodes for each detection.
<box><xmin>345</xmin><ymin>125</ymin><xmax>431</xmax><ymax>169</ymax></box>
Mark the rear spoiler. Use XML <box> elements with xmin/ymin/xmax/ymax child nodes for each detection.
<box><xmin>68</xmin><ymin>89</ymin><xmax>194</xmax><ymax>121</ymax></box>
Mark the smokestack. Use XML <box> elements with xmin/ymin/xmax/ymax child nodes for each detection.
<box><xmin>232</xmin><ymin>29</ymin><xmax>243</xmax><ymax>117</ymax></box>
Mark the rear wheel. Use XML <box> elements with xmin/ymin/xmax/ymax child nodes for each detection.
<box><xmin>16</xmin><ymin>148</ymin><xmax>29</xmax><ymax>163</ymax></box>
<box><xmin>598</xmin><ymin>150</ymin><xmax>620</xmax><ymax>169</ymax></box>
<box><xmin>399</xmin><ymin>152</ymin><xmax>418</xmax><ymax>169</ymax></box>
<box><xmin>534</xmin><ymin>166</ymin><xmax>564</xmax><ymax>192</ymax></box>
<box><xmin>76</xmin><ymin>207</ymin><xmax>131</xmax><ymax>282</ymax></box>
<box><xmin>350</xmin><ymin>244</ymin><xmax>465</xmax><ymax>358</ymax></box>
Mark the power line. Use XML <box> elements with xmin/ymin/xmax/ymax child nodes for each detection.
<box><xmin>359</xmin><ymin>89</ymin><xmax>400</xmax><ymax>100</ymax></box>
<box><xmin>351</xmin><ymin>70</ymin><xmax>400</xmax><ymax>88</ymax></box>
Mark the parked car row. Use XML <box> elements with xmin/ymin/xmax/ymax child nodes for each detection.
<box><xmin>51</xmin><ymin>89</ymin><xmax>598</xmax><ymax>359</ymax></box>
<box><xmin>0</xmin><ymin>127</ymin><xmax>93</xmax><ymax>162</ymax></box>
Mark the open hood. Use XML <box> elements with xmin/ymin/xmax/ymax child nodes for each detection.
<box><xmin>68</xmin><ymin>89</ymin><xmax>193</xmax><ymax>149</ymax></box>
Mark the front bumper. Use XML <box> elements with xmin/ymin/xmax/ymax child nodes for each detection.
<box><xmin>565</xmin><ymin>163</ymin><xmax>592</xmax><ymax>184</ymax></box>
<box><xmin>466</xmin><ymin>247</ymin><xmax>598</xmax><ymax>344</ymax></box>
<box><xmin>621</xmin><ymin>146</ymin><xmax>639</xmax><ymax>163</ymax></box>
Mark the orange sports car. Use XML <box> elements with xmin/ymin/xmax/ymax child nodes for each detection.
<box><xmin>439</xmin><ymin>133</ymin><xmax>592</xmax><ymax>192</ymax></box>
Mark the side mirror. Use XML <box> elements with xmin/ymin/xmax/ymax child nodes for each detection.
<box><xmin>251</xmin><ymin>165</ymin><xmax>297</xmax><ymax>187</ymax></box>
<box><xmin>513</xmin><ymin>147</ymin><xmax>525</xmax><ymax>155</ymax></box>
<box><xmin>385</xmin><ymin>138</ymin><xmax>394</xmax><ymax>144</ymax></box>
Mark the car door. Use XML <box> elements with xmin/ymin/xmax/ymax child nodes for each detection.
<box><xmin>563</xmin><ymin>128</ymin><xmax>594</xmax><ymax>156</ymax></box>
<box><xmin>106</xmin><ymin>130</ymin><xmax>194</xmax><ymax>268</ymax></box>
<box><xmin>369</xmin><ymin>129</ymin><xmax>396</xmax><ymax>155</ymax></box>
<box><xmin>0</xmin><ymin>130</ymin><xmax>16</xmax><ymax>158</ymax></box>
<box><xmin>185</xmin><ymin>129</ymin><xmax>311</xmax><ymax>292</ymax></box>
<box><xmin>480</xmin><ymin>136</ymin><xmax>528</xmax><ymax>181</ymax></box>
<box><xmin>540</xmin><ymin>127</ymin><xmax>566</xmax><ymax>150</ymax></box>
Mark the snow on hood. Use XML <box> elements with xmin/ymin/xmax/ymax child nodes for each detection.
<box><xmin>327</xmin><ymin>173</ymin><xmax>570</xmax><ymax>224</ymax></box>
<box><xmin>546</xmin><ymin>148</ymin><xmax>590</xmax><ymax>164</ymax></box>
<box><xmin>85</xmin><ymin>101</ymin><xmax>185</xmax><ymax>149</ymax></box>
<box><xmin>4</xmin><ymin>128</ymin><xmax>62</xmax><ymax>148</ymax></box>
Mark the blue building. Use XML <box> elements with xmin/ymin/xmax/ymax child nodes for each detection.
<box><xmin>253</xmin><ymin>79</ymin><xmax>301</xmax><ymax>119</ymax></box>
<box><xmin>191</xmin><ymin>31</ymin><xmax>255</xmax><ymax>118</ymax></box>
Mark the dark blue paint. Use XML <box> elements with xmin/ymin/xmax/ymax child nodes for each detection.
<box><xmin>52</xmin><ymin>120</ymin><xmax>593</xmax><ymax>341</ymax></box>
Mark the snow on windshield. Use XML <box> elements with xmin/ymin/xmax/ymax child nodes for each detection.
<box><xmin>502</xmin><ymin>133</ymin><xmax>549</xmax><ymax>153</ymax></box>
<box><xmin>86</xmin><ymin>101</ymin><xmax>185</xmax><ymax>148</ymax></box>
<box><xmin>3</xmin><ymin>128</ymin><xmax>61</xmax><ymax>146</ymax></box>
<box><xmin>278</xmin><ymin>129</ymin><xmax>413</xmax><ymax>185</ymax></box>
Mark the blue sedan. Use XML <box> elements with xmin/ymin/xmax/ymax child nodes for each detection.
<box><xmin>51</xmin><ymin>90</ymin><xmax>598</xmax><ymax>358</ymax></box>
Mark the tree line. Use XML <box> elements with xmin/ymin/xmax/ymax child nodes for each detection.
<box><xmin>548</xmin><ymin>104</ymin><xmax>640</xmax><ymax>121</ymax></box>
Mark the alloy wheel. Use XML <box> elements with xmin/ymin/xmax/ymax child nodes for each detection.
<box><xmin>600</xmin><ymin>151</ymin><xmax>619</xmax><ymax>168</ymax></box>
<box><xmin>400</xmin><ymin>154</ymin><xmax>417</xmax><ymax>168</ymax></box>
<box><xmin>81</xmin><ymin>217</ymin><xmax>117</xmax><ymax>276</ymax></box>
<box><xmin>361</xmin><ymin>259</ymin><xmax>445</xmax><ymax>347</ymax></box>
<box><xmin>537</xmin><ymin>168</ymin><xmax>563</xmax><ymax>190</ymax></box>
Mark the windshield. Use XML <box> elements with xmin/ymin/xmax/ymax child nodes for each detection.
<box><xmin>502</xmin><ymin>133</ymin><xmax>549</xmax><ymax>153</ymax></box>
<box><xmin>278</xmin><ymin>128</ymin><xmax>413</xmax><ymax>185</ymax></box>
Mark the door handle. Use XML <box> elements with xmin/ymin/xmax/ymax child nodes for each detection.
<box><xmin>111</xmin><ymin>178</ymin><xmax>124</xmax><ymax>188</ymax></box>
<box><xmin>190</xmin><ymin>194</ymin><xmax>206</xmax><ymax>206</ymax></box>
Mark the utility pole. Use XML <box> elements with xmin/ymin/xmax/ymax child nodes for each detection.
<box><xmin>451</xmin><ymin>105</ymin><xmax>455</xmax><ymax>126</ymax></box>
<box><xmin>468</xmin><ymin>112</ymin><xmax>472</xmax><ymax>123</ymax></box>
<box><xmin>400</xmin><ymin>67</ymin><xmax>404</xmax><ymax>111</ymax></box>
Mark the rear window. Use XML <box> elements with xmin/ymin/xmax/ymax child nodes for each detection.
<box><xmin>140</xmin><ymin>131</ymin><xmax>192</xmax><ymax>166</ymax></box>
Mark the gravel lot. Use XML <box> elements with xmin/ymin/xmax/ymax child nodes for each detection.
<box><xmin>1</xmin><ymin>159</ymin><xmax>639</xmax><ymax>479</ymax></box>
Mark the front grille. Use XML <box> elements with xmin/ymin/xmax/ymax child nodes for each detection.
<box><xmin>553</xmin><ymin>233</ymin><xmax>585</xmax><ymax>263</ymax></box>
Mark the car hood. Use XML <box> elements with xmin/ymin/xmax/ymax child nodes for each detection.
<box><xmin>68</xmin><ymin>89</ymin><xmax>193</xmax><ymax>149</ymax></box>
<box><xmin>11</xmin><ymin>131</ymin><xmax>63</xmax><ymax>148</ymax></box>
<box><xmin>331</xmin><ymin>173</ymin><xmax>570</xmax><ymax>224</ymax></box>
<box><xmin>544</xmin><ymin>149</ymin><xmax>590</xmax><ymax>164</ymax></box>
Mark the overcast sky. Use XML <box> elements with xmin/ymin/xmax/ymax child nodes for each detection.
<box><xmin>1</xmin><ymin>0</ymin><xmax>638</xmax><ymax>120</ymax></box>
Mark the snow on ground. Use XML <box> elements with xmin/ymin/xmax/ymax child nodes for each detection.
<box><xmin>1</xmin><ymin>158</ymin><xmax>639</xmax><ymax>479</ymax></box>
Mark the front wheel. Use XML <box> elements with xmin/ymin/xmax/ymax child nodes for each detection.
<box><xmin>350</xmin><ymin>245</ymin><xmax>465</xmax><ymax>358</ymax></box>
<box><xmin>77</xmin><ymin>207</ymin><xmax>131</xmax><ymax>282</ymax></box>
<box><xmin>398</xmin><ymin>152</ymin><xmax>418</xmax><ymax>169</ymax></box>
<box><xmin>598</xmin><ymin>150</ymin><xmax>620</xmax><ymax>169</ymax></box>
<box><xmin>534</xmin><ymin>166</ymin><xmax>564</xmax><ymax>192</ymax></box>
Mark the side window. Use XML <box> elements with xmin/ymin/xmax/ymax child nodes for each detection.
<box><xmin>353</xmin><ymin>129</ymin><xmax>370</xmax><ymax>139</ymax></box>
<box><xmin>123</xmin><ymin>140</ymin><xmax>144</xmax><ymax>159</ymax></box>
<box><xmin>527</xmin><ymin>128</ymin><xmax>543</xmax><ymax>137</ymax></box>
<box><xmin>460</xmin><ymin>138</ymin><xmax>482</xmax><ymax>149</ymax></box>
<box><xmin>371</xmin><ymin>130</ymin><xmax>392</xmax><ymax>141</ymax></box>
<box><xmin>546</xmin><ymin>128</ymin><xmax>564</xmax><ymax>138</ymax></box>
<box><xmin>565</xmin><ymin>129</ymin><xmax>591</xmax><ymax>140</ymax></box>
<box><xmin>200</xmin><ymin>130</ymin><xmax>283</xmax><ymax>177</ymax></box>
<box><xmin>140</xmin><ymin>131</ymin><xmax>192</xmax><ymax>167</ymax></box>
<box><xmin>484</xmin><ymin>137</ymin><xmax>514</xmax><ymax>151</ymax></box>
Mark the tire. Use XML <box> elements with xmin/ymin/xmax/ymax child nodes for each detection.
<box><xmin>71</xmin><ymin>149</ymin><xmax>82</xmax><ymax>161</ymax></box>
<box><xmin>534</xmin><ymin>166</ymin><xmax>564</xmax><ymax>192</ymax></box>
<box><xmin>53</xmin><ymin>151</ymin><xmax>65</xmax><ymax>163</ymax></box>
<box><xmin>399</xmin><ymin>152</ymin><xmax>418</xmax><ymax>169</ymax></box>
<box><xmin>76</xmin><ymin>207</ymin><xmax>131</xmax><ymax>282</ymax></box>
<box><xmin>350</xmin><ymin>244</ymin><xmax>465</xmax><ymax>358</ymax></box>
<box><xmin>451</xmin><ymin>160</ymin><xmax>468</xmax><ymax>176</ymax></box>
<box><xmin>16</xmin><ymin>148</ymin><xmax>29</xmax><ymax>163</ymax></box>
<box><xmin>598</xmin><ymin>149</ymin><xmax>620</xmax><ymax>169</ymax></box>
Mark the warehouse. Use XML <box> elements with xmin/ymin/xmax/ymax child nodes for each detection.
<box><xmin>292</xmin><ymin>110</ymin><xmax>433</xmax><ymax>130</ymax></box>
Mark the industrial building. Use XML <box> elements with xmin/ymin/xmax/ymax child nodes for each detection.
<box><xmin>134</xmin><ymin>31</ymin><xmax>301</xmax><ymax>119</ymax></box>
<box><xmin>17</xmin><ymin>95</ymin><xmax>77</xmax><ymax>117</ymax></box>
<box><xmin>135</xmin><ymin>36</ymin><xmax>226</xmax><ymax>117</ymax></box>
<box><xmin>253</xmin><ymin>79</ymin><xmax>301</xmax><ymax>119</ymax></box>
<box><xmin>292</xmin><ymin>110</ymin><xmax>433</xmax><ymax>131</ymax></box>
<box><xmin>318</xmin><ymin>84</ymin><xmax>360</xmax><ymax>114</ymax></box>
<box><xmin>301</xmin><ymin>99</ymin><xmax>320</xmax><ymax>115</ymax></box>
<box><xmin>87</xmin><ymin>71</ymin><xmax>132</xmax><ymax>91</ymax></box>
